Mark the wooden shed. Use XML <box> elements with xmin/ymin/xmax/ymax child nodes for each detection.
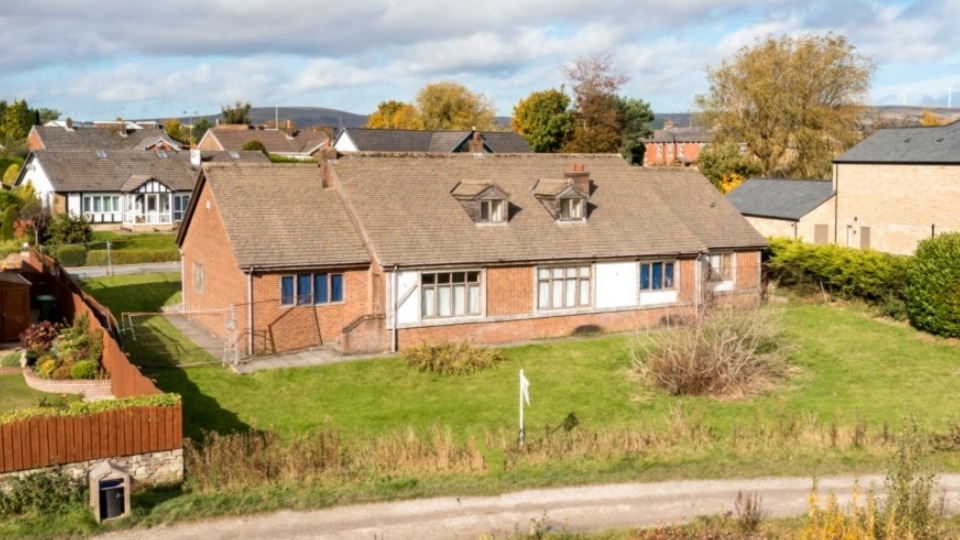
<box><xmin>0</xmin><ymin>272</ymin><xmax>31</xmax><ymax>342</ymax></box>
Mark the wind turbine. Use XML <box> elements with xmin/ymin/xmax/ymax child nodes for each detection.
<box><xmin>898</xmin><ymin>87</ymin><xmax>909</xmax><ymax>106</ymax></box>
<box><xmin>944</xmin><ymin>84</ymin><xmax>955</xmax><ymax>108</ymax></box>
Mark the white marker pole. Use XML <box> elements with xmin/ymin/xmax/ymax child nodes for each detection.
<box><xmin>519</xmin><ymin>369</ymin><xmax>530</xmax><ymax>446</ymax></box>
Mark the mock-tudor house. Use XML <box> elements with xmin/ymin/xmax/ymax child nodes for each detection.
<box><xmin>333</xmin><ymin>128</ymin><xmax>533</xmax><ymax>154</ymax></box>
<box><xmin>727</xmin><ymin>178</ymin><xmax>836</xmax><ymax>243</ymax></box>
<box><xmin>197</xmin><ymin>125</ymin><xmax>329</xmax><ymax>159</ymax></box>
<box><xmin>28</xmin><ymin>122</ymin><xmax>184</xmax><ymax>153</ymax></box>
<box><xmin>832</xmin><ymin>120</ymin><xmax>960</xmax><ymax>254</ymax></box>
<box><xmin>642</xmin><ymin>121</ymin><xmax>712</xmax><ymax>166</ymax></box>
<box><xmin>176</xmin><ymin>152</ymin><xmax>766</xmax><ymax>357</ymax></box>
<box><xmin>15</xmin><ymin>149</ymin><xmax>268</xmax><ymax>228</ymax></box>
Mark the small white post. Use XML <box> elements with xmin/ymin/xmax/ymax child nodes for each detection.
<box><xmin>106</xmin><ymin>241</ymin><xmax>112</xmax><ymax>276</ymax></box>
<box><xmin>518</xmin><ymin>369</ymin><xmax>530</xmax><ymax>446</ymax></box>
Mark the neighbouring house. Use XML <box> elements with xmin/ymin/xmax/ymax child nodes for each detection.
<box><xmin>197</xmin><ymin>125</ymin><xmax>329</xmax><ymax>159</ymax></box>
<box><xmin>642</xmin><ymin>120</ymin><xmax>712</xmax><ymax>166</ymax></box>
<box><xmin>15</xmin><ymin>149</ymin><xmax>268</xmax><ymax>228</ymax></box>
<box><xmin>28</xmin><ymin>121</ymin><xmax>184</xmax><ymax>153</ymax></box>
<box><xmin>726</xmin><ymin>178</ymin><xmax>836</xmax><ymax>243</ymax></box>
<box><xmin>832</xmin><ymin>120</ymin><xmax>960</xmax><ymax>254</ymax></box>
<box><xmin>176</xmin><ymin>152</ymin><xmax>766</xmax><ymax>357</ymax></box>
<box><xmin>333</xmin><ymin>128</ymin><xmax>533</xmax><ymax>154</ymax></box>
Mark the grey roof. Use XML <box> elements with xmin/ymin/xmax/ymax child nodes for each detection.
<box><xmin>190</xmin><ymin>163</ymin><xmax>370</xmax><ymax>268</ymax></box>
<box><xmin>338</xmin><ymin>128</ymin><xmax>532</xmax><ymax>153</ymax></box>
<box><xmin>30</xmin><ymin>125</ymin><xmax>183</xmax><ymax>151</ymax></box>
<box><xmin>727</xmin><ymin>178</ymin><xmax>835</xmax><ymax>220</ymax></box>
<box><xmin>835</xmin><ymin>120</ymin><xmax>960</xmax><ymax>163</ymax></box>
<box><xmin>24</xmin><ymin>150</ymin><xmax>268</xmax><ymax>193</ymax></box>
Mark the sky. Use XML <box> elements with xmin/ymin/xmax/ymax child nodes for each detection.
<box><xmin>1</xmin><ymin>0</ymin><xmax>959</xmax><ymax>121</ymax></box>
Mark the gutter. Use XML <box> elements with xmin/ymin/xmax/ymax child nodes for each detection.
<box><xmin>392</xmin><ymin>264</ymin><xmax>399</xmax><ymax>354</ymax></box>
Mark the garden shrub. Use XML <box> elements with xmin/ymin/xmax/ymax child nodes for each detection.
<box><xmin>36</xmin><ymin>358</ymin><xmax>58</xmax><ymax>378</ymax></box>
<box><xmin>0</xmin><ymin>206</ymin><xmax>16</xmax><ymax>241</ymax></box>
<box><xmin>0</xmin><ymin>469</ymin><xmax>86</xmax><ymax>517</ymax></box>
<box><xmin>20</xmin><ymin>321</ymin><xmax>64</xmax><ymax>358</ymax></box>
<box><xmin>907</xmin><ymin>233</ymin><xmax>960</xmax><ymax>337</ymax></box>
<box><xmin>765</xmin><ymin>237</ymin><xmax>911</xmax><ymax>318</ymax></box>
<box><xmin>402</xmin><ymin>341</ymin><xmax>505</xmax><ymax>376</ymax></box>
<box><xmin>22</xmin><ymin>314</ymin><xmax>103</xmax><ymax>380</ymax></box>
<box><xmin>44</xmin><ymin>213</ymin><xmax>92</xmax><ymax>245</ymax></box>
<box><xmin>55</xmin><ymin>245</ymin><xmax>87</xmax><ymax>267</ymax></box>
<box><xmin>633</xmin><ymin>305</ymin><xmax>786</xmax><ymax>398</ymax></box>
<box><xmin>85</xmin><ymin>248</ymin><xmax>180</xmax><ymax>266</ymax></box>
<box><xmin>69</xmin><ymin>360</ymin><xmax>98</xmax><ymax>380</ymax></box>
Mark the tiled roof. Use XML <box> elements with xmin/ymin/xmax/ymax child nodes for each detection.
<box><xmin>27</xmin><ymin>150</ymin><xmax>268</xmax><ymax>193</ymax></box>
<box><xmin>331</xmin><ymin>153</ymin><xmax>764</xmax><ymax>267</ymax></box>
<box><xmin>644</xmin><ymin>127</ymin><xmax>713</xmax><ymax>144</ymax></box>
<box><xmin>834</xmin><ymin>120</ymin><xmax>960</xmax><ymax>163</ymax></box>
<box><xmin>31</xmin><ymin>125</ymin><xmax>182</xmax><ymax>151</ymax></box>
<box><xmin>726</xmin><ymin>178</ymin><xmax>835</xmax><ymax>221</ymax></box>
<box><xmin>338</xmin><ymin>128</ymin><xmax>532</xmax><ymax>153</ymax></box>
<box><xmin>199</xmin><ymin>163</ymin><xmax>370</xmax><ymax>268</ymax></box>
<box><xmin>204</xmin><ymin>128</ymin><xmax>329</xmax><ymax>154</ymax></box>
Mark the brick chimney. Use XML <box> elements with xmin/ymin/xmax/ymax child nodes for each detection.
<box><xmin>468</xmin><ymin>131</ymin><xmax>484</xmax><ymax>153</ymax></box>
<box><xmin>190</xmin><ymin>147</ymin><xmax>201</xmax><ymax>169</ymax></box>
<box><xmin>64</xmin><ymin>118</ymin><xmax>73</xmax><ymax>130</ymax></box>
<box><xmin>318</xmin><ymin>147</ymin><xmax>337</xmax><ymax>188</ymax></box>
<box><xmin>664</xmin><ymin>118</ymin><xmax>674</xmax><ymax>130</ymax></box>
<box><xmin>564</xmin><ymin>163</ymin><xmax>591</xmax><ymax>194</ymax></box>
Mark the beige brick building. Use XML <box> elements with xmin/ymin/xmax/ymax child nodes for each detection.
<box><xmin>727</xmin><ymin>178</ymin><xmax>836</xmax><ymax>244</ymax></box>
<box><xmin>832</xmin><ymin>121</ymin><xmax>960</xmax><ymax>255</ymax></box>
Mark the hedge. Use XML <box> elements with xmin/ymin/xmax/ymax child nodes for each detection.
<box><xmin>764</xmin><ymin>237</ymin><xmax>910</xmax><ymax>317</ymax></box>
<box><xmin>84</xmin><ymin>249</ymin><xmax>180</xmax><ymax>266</ymax></box>
<box><xmin>0</xmin><ymin>393</ymin><xmax>181</xmax><ymax>425</ymax></box>
<box><xmin>56</xmin><ymin>245</ymin><xmax>87</xmax><ymax>267</ymax></box>
<box><xmin>907</xmin><ymin>233</ymin><xmax>960</xmax><ymax>338</ymax></box>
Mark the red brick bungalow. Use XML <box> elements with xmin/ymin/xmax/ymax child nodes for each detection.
<box><xmin>176</xmin><ymin>152</ymin><xmax>766</xmax><ymax>357</ymax></box>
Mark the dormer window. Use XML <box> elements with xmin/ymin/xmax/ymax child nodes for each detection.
<box><xmin>480</xmin><ymin>199</ymin><xmax>506</xmax><ymax>222</ymax></box>
<box><xmin>559</xmin><ymin>197</ymin><xmax>584</xmax><ymax>220</ymax></box>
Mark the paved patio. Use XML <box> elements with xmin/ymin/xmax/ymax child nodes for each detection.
<box><xmin>232</xmin><ymin>348</ymin><xmax>392</xmax><ymax>374</ymax></box>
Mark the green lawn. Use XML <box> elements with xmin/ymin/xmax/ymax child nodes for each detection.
<box><xmin>78</xmin><ymin>272</ymin><xmax>181</xmax><ymax>315</ymax></box>
<box><xmin>0</xmin><ymin>373</ymin><xmax>80</xmax><ymax>413</ymax></box>
<box><xmin>90</xmin><ymin>231</ymin><xmax>178</xmax><ymax>251</ymax></box>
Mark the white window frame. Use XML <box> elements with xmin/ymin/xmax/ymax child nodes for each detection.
<box><xmin>559</xmin><ymin>197</ymin><xmax>584</xmax><ymax>221</ymax></box>
<box><xmin>479</xmin><ymin>199</ymin><xmax>506</xmax><ymax>223</ymax></box>
<box><xmin>537</xmin><ymin>264</ymin><xmax>592</xmax><ymax>310</ymax></box>
<box><xmin>420</xmin><ymin>270</ymin><xmax>482</xmax><ymax>319</ymax></box>
<box><xmin>82</xmin><ymin>194</ymin><xmax>121</xmax><ymax>218</ymax></box>
<box><xmin>708</xmin><ymin>252</ymin><xmax>735</xmax><ymax>292</ymax></box>
<box><xmin>639</xmin><ymin>260</ymin><xmax>677</xmax><ymax>292</ymax></box>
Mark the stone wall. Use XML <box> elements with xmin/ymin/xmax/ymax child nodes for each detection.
<box><xmin>0</xmin><ymin>449</ymin><xmax>183</xmax><ymax>491</ymax></box>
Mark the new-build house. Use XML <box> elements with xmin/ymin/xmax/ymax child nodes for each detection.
<box><xmin>727</xmin><ymin>178</ymin><xmax>835</xmax><ymax>243</ymax></box>
<box><xmin>16</xmin><ymin>149</ymin><xmax>268</xmax><ymax>228</ymax></box>
<box><xmin>333</xmin><ymin>128</ymin><xmax>532</xmax><ymax>154</ymax></box>
<box><xmin>832</xmin><ymin>120</ymin><xmax>960</xmax><ymax>254</ymax></box>
<box><xmin>177</xmin><ymin>152</ymin><xmax>765</xmax><ymax>357</ymax></box>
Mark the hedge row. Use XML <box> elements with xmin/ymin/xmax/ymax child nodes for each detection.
<box><xmin>907</xmin><ymin>233</ymin><xmax>960</xmax><ymax>338</ymax></box>
<box><xmin>764</xmin><ymin>237</ymin><xmax>910</xmax><ymax>318</ymax></box>
<box><xmin>52</xmin><ymin>246</ymin><xmax>180</xmax><ymax>267</ymax></box>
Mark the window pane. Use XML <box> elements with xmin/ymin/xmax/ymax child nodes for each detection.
<box><xmin>453</xmin><ymin>284</ymin><xmax>465</xmax><ymax>315</ymax></box>
<box><xmin>552</xmin><ymin>268</ymin><xmax>563</xmax><ymax>279</ymax></box>
<box><xmin>579</xmin><ymin>266</ymin><xmax>590</xmax><ymax>277</ymax></box>
<box><xmin>438</xmin><ymin>273</ymin><xmax>450</xmax><ymax>284</ymax></box>
<box><xmin>83</xmin><ymin>198</ymin><xmax>90</xmax><ymax>212</ymax></box>
<box><xmin>314</xmin><ymin>273</ymin><xmax>328</xmax><ymax>304</ymax></box>
<box><xmin>538</xmin><ymin>281</ymin><xmax>550</xmax><ymax>309</ymax></box>
<box><xmin>579</xmin><ymin>279</ymin><xmax>590</xmax><ymax>305</ymax></box>
<box><xmin>652</xmin><ymin>263</ymin><xmax>662</xmax><ymax>290</ymax></box>
<box><xmin>331</xmin><ymin>274</ymin><xmax>344</xmax><ymax>302</ymax></box>
<box><xmin>538</xmin><ymin>268</ymin><xmax>549</xmax><ymax>279</ymax></box>
<box><xmin>552</xmin><ymin>279</ymin><xmax>563</xmax><ymax>308</ymax></box>
<box><xmin>665</xmin><ymin>263</ymin><xmax>674</xmax><ymax>288</ymax></box>
<box><xmin>281</xmin><ymin>276</ymin><xmax>294</xmax><ymax>305</ymax></box>
<box><xmin>467</xmin><ymin>271</ymin><xmax>480</xmax><ymax>283</ymax></box>
<box><xmin>93</xmin><ymin>197</ymin><xmax>101</xmax><ymax>212</ymax></box>
<box><xmin>297</xmin><ymin>274</ymin><xmax>312</xmax><ymax>305</ymax></box>
<box><xmin>468</xmin><ymin>284</ymin><xmax>480</xmax><ymax>314</ymax></box>
<box><xmin>565</xmin><ymin>267</ymin><xmax>576</xmax><ymax>278</ymax></box>
<box><xmin>565</xmin><ymin>278</ymin><xmax>576</xmax><ymax>306</ymax></box>
<box><xmin>640</xmin><ymin>264</ymin><xmax>650</xmax><ymax>290</ymax></box>
<box><xmin>491</xmin><ymin>200</ymin><xmax>503</xmax><ymax>221</ymax></box>
<box><xmin>113</xmin><ymin>197</ymin><xmax>120</xmax><ymax>212</ymax></box>
<box><xmin>422</xmin><ymin>273</ymin><xmax>435</xmax><ymax>285</ymax></box>
<box><xmin>422</xmin><ymin>287</ymin><xmax>436</xmax><ymax>317</ymax></box>
<box><xmin>480</xmin><ymin>201</ymin><xmax>489</xmax><ymax>221</ymax></box>
<box><xmin>438</xmin><ymin>285</ymin><xmax>452</xmax><ymax>316</ymax></box>
<box><xmin>452</xmin><ymin>272</ymin><xmax>465</xmax><ymax>284</ymax></box>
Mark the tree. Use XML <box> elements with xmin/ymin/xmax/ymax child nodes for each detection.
<box><xmin>695</xmin><ymin>33</ymin><xmax>874</xmax><ymax>179</ymax></box>
<box><xmin>1</xmin><ymin>99</ymin><xmax>32</xmax><ymax>145</ymax></box>
<box><xmin>36</xmin><ymin>108</ymin><xmax>60</xmax><ymax>125</ymax></box>
<box><xmin>164</xmin><ymin>118</ymin><xmax>190</xmax><ymax>143</ymax></box>
<box><xmin>43</xmin><ymin>213</ymin><xmax>92</xmax><ymax>245</ymax></box>
<box><xmin>697</xmin><ymin>142</ymin><xmax>761</xmax><ymax>191</ymax></box>
<box><xmin>415</xmin><ymin>81</ymin><xmax>496</xmax><ymax>131</ymax></box>
<box><xmin>367</xmin><ymin>100</ymin><xmax>422</xmax><ymax>129</ymax></box>
<box><xmin>908</xmin><ymin>233</ymin><xmax>960</xmax><ymax>337</ymax></box>
<box><xmin>919</xmin><ymin>110</ymin><xmax>943</xmax><ymax>127</ymax></box>
<box><xmin>618</xmin><ymin>96</ymin><xmax>655</xmax><ymax>164</ymax></box>
<box><xmin>241</xmin><ymin>140</ymin><xmax>268</xmax><ymax>155</ymax></box>
<box><xmin>220</xmin><ymin>101</ymin><xmax>252</xmax><ymax>125</ymax></box>
<box><xmin>562</xmin><ymin>54</ymin><xmax>628</xmax><ymax>153</ymax></box>
<box><xmin>511</xmin><ymin>88</ymin><xmax>575</xmax><ymax>153</ymax></box>
<box><xmin>192</xmin><ymin>118</ymin><xmax>213</xmax><ymax>142</ymax></box>
<box><xmin>3</xmin><ymin>163</ymin><xmax>20</xmax><ymax>186</ymax></box>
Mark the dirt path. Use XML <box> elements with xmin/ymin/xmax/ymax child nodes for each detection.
<box><xmin>98</xmin><ymin>474</ymin><xmax>960</xmax><ymax>539</ymax></box>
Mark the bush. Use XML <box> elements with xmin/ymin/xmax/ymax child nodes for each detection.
<box><xmin>765</xmin><ymin>237</ymin><xmax>910</xmax><ymax>317</ymax></box>
<box><xmin>0</xmin><ymin>206</ymin><xmax>16</xmax><ymax>241</ymax></box>
<box><xmin>632</xmin><ymin>306</ymin><xmax>786</xmax><ymax>397</ymax></box>
<box><xmin>402</xmin><ymin>341</ymin><xmax>506</xmax><ymax>376</ymax></box>
<box><xmin>44</xmin><ymin>213</ymin><xmax>92</xmax><ymax>245</ymax></box>
<box><xmin>240</xmin><ymin>140</ymin><xmax>268</xmax><ymax>155</ymax></box>
<box><xmin>55</xmin><ymin>245</ymin><xmax>87</xmax><ymax>267</ymax></box>
<box><xmin>907</xmin><ymin>233</ymin><xmax>960</xmax><ymax>337</ymax></box>
<box><xmin>69</xmin><ymin>360</ymin><xmax>97</xmax><ymax>380</ymax></box>
<box><xmin>20</xmin><ymin>321</ymin><xmax>64</xmax><ymax>357</ymax></box>
<box><xmin>36</xmin><ymin>358</ymin><xmax>58</xmax><ymax>378</ymax></box>
<box><xmin>85</xmin><ymin>248</ymin><xmax>180</xmax><ymax>266</ymax></box>
<box><xmin>0</xmin><ymin>469</ymin><xmax>85</xmax><ymax>517</ymax></box>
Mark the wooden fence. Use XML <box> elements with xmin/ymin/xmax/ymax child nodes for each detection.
<box><xmin>0</xmin><ymin>404</ymin><xmax>182</xmax><ymax>473</ymax></box>
<box><xmin>0</xmin><ymin>250</ymin><xmax>180</xmax><ymax>474</ymax></box>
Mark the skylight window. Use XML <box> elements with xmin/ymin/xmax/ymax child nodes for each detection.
<box><xmin>95</xmin><ymin>150</ymin><xmax>107</xmax><ymax>159</ymax></box>
<box><xmin>229</xmin><ymin>151</ymin><xmax>240</xmax><ymax>159</ymax></box>
<box><xmin>157</xmin><ymin>150</ymin><xmax>169</xmax><ymax>159</ymax></box>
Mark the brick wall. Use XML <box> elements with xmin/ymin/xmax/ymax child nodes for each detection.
<box><xmin>27</xmin><ymin>129</ymin><xmax>44</xmax><ymax>151</ymax></box>
<box><xmin>836</xmin><ymin>163</ymin><xmax>960</xmax><ymax>255</ymax></box>
<box><xmin>197</xmin><ymin>134</ymin><xmax>223</xmax><ymax>151</ymax></box>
